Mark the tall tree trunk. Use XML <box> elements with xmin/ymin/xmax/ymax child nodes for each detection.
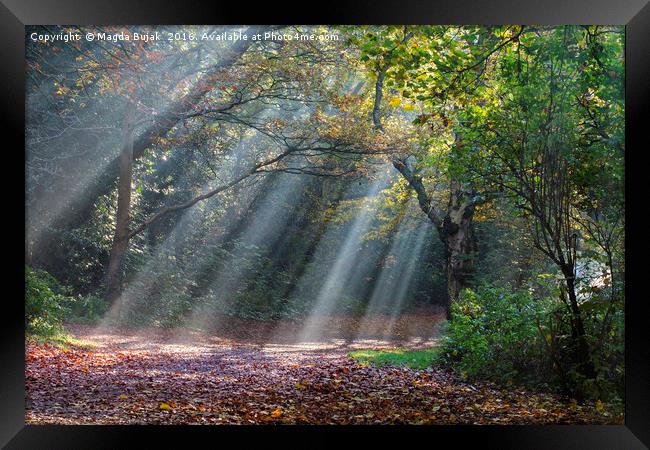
<box><xmin>391</xmin><ymin>160</ymin><xmax>477</xmax><ymax>318</ymax></box>
<box><xmin>104</xmin><ymin>103</ymin><xmax>136</xmax><ymax>311</ymax></box>
<box><xmin>373</xmin><ymin>51</ymin><xmax>477</xmax><ymax>319</ymax></box>
<box><xmin>441</xmin><ymin>182</ymin><xmax>476</xmax><ymax>318</ymax></box>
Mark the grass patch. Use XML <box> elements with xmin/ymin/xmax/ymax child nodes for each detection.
<box><xmin>349</xmin><ymin>347</ymin><xmax>440</xmax><ymax>370</ymax></box>
<box><xmin>27</xmin><ymin>332</ymin><xmax>98</xmax><ymax>351</ymax></box>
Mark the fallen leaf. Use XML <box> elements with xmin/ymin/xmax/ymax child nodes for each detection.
<box><xmin>159</xmin><ymin>402</ymin><xmax>173</xmax><ymax>411</ymax></box>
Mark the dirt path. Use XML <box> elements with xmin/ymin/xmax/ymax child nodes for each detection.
<box><xmin>25</xmin><ymin>322</ymin><xmax>618</xmax><ymax>425</ymax></box>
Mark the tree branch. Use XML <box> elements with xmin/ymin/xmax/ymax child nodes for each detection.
<box><xmin>127</xmin><ymin>146</ymin><xmax>292</xmax><ymax>239</ymax></box>
<box><xmin>370</xmin><ymin>42</ymin><xmax>444</xmax><ymax>232</ymax></box>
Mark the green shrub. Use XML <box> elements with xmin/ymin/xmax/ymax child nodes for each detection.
<box><xmin>556</xmin><ymin>287</ymin><xmax>625</xmax><ymax>403</ymax></box>
<box><xmin>25</xmin><ymin>266</ymin><xmax>72</xmax><ymax>337</ymax></box>
<box><xmin>439</xmin><ymin>285</ymin><xmax>551</xmax><ymax>384</ymax></box>
<box><xmin>26</xmin><ymin>265</ymin><xmax>109</xmax><ymax>334</ymax></box>
<box><xmin>438</xmin><ymin>282</ymin><xmax>624</xmax><ymax>404</ymax></box>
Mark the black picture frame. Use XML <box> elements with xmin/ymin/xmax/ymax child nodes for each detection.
<box><xmin>2</xmin><ymin>0</ymin><xmax>648</xmax><ymax>448</ymax></box>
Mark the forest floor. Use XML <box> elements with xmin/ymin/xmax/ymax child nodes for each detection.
<box><xmin>25</xmin><ymin>310</ymin><xmax>620</xmax><ymax>425</ymax></box>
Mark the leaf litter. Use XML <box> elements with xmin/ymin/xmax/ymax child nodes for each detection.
<box><xmin>25</xmin><ymin>324</ymin><xmax>620</xmax><ymax>425</ymax></box>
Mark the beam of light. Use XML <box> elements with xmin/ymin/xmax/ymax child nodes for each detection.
<box><xmin>356</xmin><ymin>220</ymin><xmax>431</xmax><ymax>342</ymax></box>
<box><xmin>96</xmin><ymin>94</ymin><xmax>322</xmax><ymax>330</ymax></box>
<box><xmin>26</xmin><ymin>94</ymin><xmax>124</xmax><ymax>259</ymax></box>
<box><xmin>294</xmin><ymin>166</ymin><xmax>391</xmax><ymax>344</ymax></box>
<box><xmin>97</xmin><ymin>196</ymin><xmax>203</xmax><ymax>328</ymax></box>
<box><xmin>355</xmin><ymin>218</ymin><xmax>416</xmax><ymax>335</ymax></box>
<box><xmin>97</xmin><ymin>55</ymin><xmax>360</xmax><ymax>330</ymax></box>
<box><xmin>96</xmin><ymin>130</ymin><xmax>265</xmax><ymax>328</ymax></box>
<box><xmin>177</xmin><ymin>170</ymin><xmax>309</xmax><ymax>336</ymax></box>
<box><xmin>380</xmin><ymin>222</ymin><xmax>430</xmax><ymax>339</ymax></box>
<box><xmin>26</xmin><ymin>30</ymin><xmax>242</xmax><ymax>259</ymax></box>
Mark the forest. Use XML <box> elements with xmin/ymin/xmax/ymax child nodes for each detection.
<box><xmin>25</xmin><ymin>25</ymin><xmax>624</xmax><ymax>425</ymax></box>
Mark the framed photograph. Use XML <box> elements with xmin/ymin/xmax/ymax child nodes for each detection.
<box><xmin>2</xmin><ymin>0</ymin><xmax>648</xmax><ymax>447</ymax></box>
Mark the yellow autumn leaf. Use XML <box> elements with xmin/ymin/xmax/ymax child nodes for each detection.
<box><xmin>388</xmin><ymin>97</ymin><xmax>401</xmax><ymax>108</ymax></box>
<box><xmin>271</xmin><ymin>408</ymin><xmax>282</xmax><ymax>417</ymax></box>
<box><xmin>403</xmin><ymin>103</ymin><xmax>415</xmax><ymax>112</ymax></box>
<box><xmin>118</xmin><ymin>394</ymin><xmax>128</xmax><ymax>399</ymax></box>
<box><xmin>595</xmin><ymin>400</ymin><xmax>605</xmax><ymax>413</ymax></box>
<box><xmin>158</xmin><ymin>401</ymin><xmax>174</xmax><ymax>411</ymax></box>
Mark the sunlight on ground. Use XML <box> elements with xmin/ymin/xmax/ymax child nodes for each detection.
<box><xmin>70</xmin><ymin>319</ymin><xmax>442</xmax><ymax>355</ymax></box>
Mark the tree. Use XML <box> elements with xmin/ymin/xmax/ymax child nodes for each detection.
<box><xmin>351</xmin><ymin>26</ymin><xmax>505</xmax><ymax>317</ymax></box>
<box><xmin>105</xmin><ymin>101</ymin><xmax>136</xmax><ymax>305</ymax></box>
<box><xmin>44</xmin><ymin>26</ymin><xmax>272</xmax><ymax>234</ymax></box>
<box><xmin>95</xmin><ymin>26</ymin><xmax>384</xmax><ymax>308</ymax></box>
<box><xmin>450</xmin><ymin>25</ymin><xmax>624</xmax><ymax>381</ymax></box>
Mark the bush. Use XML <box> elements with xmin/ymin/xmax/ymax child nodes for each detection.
<box><xmin>26</xmin><ymin>266</ymin><xmax>108</xmax><ymax>336</ymax></box>
<box><xmin>439</xmin><ymin>285</ymin><xmax>551</xmax><ymax>384</ymax></box>
<box><xmin>438</xmin><ymin>282</ymin><xmax>624</xmax><ymax>405</ymax></box>
<box><xmin>557</xmin><ymin>286</ymin><xmax>625</xmax><ymax>403</ymax></box>
<box><xmin>25</xmin><ymin>266</ymin><xmax>72</xmax><ymax>337</ymax></box>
